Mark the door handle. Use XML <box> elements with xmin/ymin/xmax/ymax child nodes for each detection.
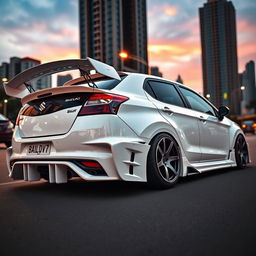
<box><xmin>199</xmin><ymin>116</ymin><xmax>207</xmax><ymax>122</ymax></box>
<box><xmin>162</xmin><ymin>107</ymin><xmax>173</xmax><ymax>114</ymax></box>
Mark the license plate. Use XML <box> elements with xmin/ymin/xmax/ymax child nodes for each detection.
<box><xmin>27</xmin><ymin>144</ymin><xmax>51</xmax><ymax>155</ymax></box>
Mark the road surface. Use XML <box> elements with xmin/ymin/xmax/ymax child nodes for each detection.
<box><xmin>0</xmin><ymin>135</ymin><xmax>256</xmax><ymax>256</ymax></box>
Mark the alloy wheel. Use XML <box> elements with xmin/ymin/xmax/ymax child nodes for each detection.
<box><xmin>235</xmin><ymin>135</ymin><xmax>248</xmax><ymax>167</ymax></box>
<box><xmin>155</xmin><ymin>136</ymin><xmax>181</xmax><ymax>182</ymax></box>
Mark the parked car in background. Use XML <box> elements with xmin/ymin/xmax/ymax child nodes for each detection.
<box><xmin>3</xmin><ymin>58</ymin><xmax>250</xmax><ymax>189</ymax></box>
<box><xmin>0</xmin><ymin>114</ymin><xmax>13</xmax><ymax>147</ymax></box>
<box><xmin>241</xmin><ymin>120</ymin><xmax>256</xmax><ymax>134</ymax></box>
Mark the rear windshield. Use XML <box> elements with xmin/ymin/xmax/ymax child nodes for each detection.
<box><xmin>0</xmin><ymin>114</ymin><xmax>7</xmax><ymax>121</ymax></box>
<box><xmin>22</xmin><ymin>93</ymin><xmax>90</xmax><ymax>117</ymax></box>
<box><xmin>72</xmin><ymin>75</ymin><xmax>127</xmax><ymax>90</ymax></box>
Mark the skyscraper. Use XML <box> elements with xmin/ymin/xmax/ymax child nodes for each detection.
<box><xmin>176</xmin><ymin>74</ymin><xmax>184</xmax><ymax>84</ymax></box>
<box><xmin>0</xmin><ymin>62</ymin><xmax>9</xmax><ymax>80</ymax></box>
<box><xmin>199</xmin><ymin>0</ymin><xmax>240</xmax><ymax>115</ymax></box>
<box><xmin>240</xmin><ymin>60</ymin><xmax>256</xmax><ymax>114</ymax></box>
<box><xmin>9</xmin><ymin>57</ymin><xmax>21</xmax><ymax>79</ymax></box>
<box><xmin>79</xmin><ymin>0</ymin><xmax>148</xmax><ymax>73</ymax></box>
<box><xmin>57</xmin><ymin>74</ymin><xmax>73</xmax><ymax>86</ymax></box>
<box><xmin>20</xmin><ymin>57</ymin><xmax>51</xmax><ymax>91</ymax></box>
<box><xmin>150</xmin><ymin>66</ymin><xmax>163</xmax><ymax>77</ymax></box>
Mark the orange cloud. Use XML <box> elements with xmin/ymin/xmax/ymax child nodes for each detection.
<box><xmin>148</xmin><ymin>42</ymin><xmax>203</xmax><ymax>92</ymax></box>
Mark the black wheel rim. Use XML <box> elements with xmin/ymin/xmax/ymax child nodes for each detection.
<box><xmin>155</xmin><ymin>136</ymin><xmax>181</xmax><ymax>182</ymax></box>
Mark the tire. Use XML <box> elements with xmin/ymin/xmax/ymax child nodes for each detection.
<box><xmin>147</xmin><ymin>133</ymin><xmax>182</xmax><ymax>189</ymax></box>
<box><xmin>234</xmin><ymin>135</ymin><xmax>248</xmax><ymax>168</ymax></box>
<box><xmin>5</xmin><ymin>141</ymin><xmax>11</xmax><ymax>148</ymax></box>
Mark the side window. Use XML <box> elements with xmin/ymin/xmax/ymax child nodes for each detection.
<box><xmin>179</xmin><ymin>86</ymin><xmax>216</xmax><ymax>116</ymax></box>
<box><xmin>146</xmin><ymin>81</ymin><xmax>185</xmax><ymax>107</ymax></box>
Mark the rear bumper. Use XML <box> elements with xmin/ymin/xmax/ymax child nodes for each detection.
<box><xmin>7</xmin><ymin>140</ymin><xmax>150</xmax><ymax>183</ymax></box>
<box><xmin>7</xmin><ymin>115</ymin><xmax>150</xmax><ymax>183</ymax></box>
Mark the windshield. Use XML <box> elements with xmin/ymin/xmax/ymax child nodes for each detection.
<box><xmin>0</xmin><ymin>114</ymin><xmax>8</xmax><ymax>121</ymax></box>
<box><xmin>243</xmin><ymin>121</ymin><xmax>254</xmax><ymax>125</ymax></box>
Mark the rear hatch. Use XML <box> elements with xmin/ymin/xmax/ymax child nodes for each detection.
<box><xmin>19</xmin><ymin>91</ymin><xmax>91</xmax><ymax>138</ymax></box>
<box><xmin>3</xmin><ymin>58</ymin><xmax>126</xmax><ymax>138</ymax></box>
<box><xmin>17</xmin><ymin>81</ymin><xmax>128</xmax><ymax>138</ymax></box>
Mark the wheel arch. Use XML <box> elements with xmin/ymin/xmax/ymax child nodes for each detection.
<box><xmin>146</xmin><ymin>130</ymin><xmax>187</xmax><ymax>177</ymax></box>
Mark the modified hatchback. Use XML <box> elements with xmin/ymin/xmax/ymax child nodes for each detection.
<box><xmin>4</xmin><ymin>58</ymin><xmax>250</xmax><ymax>188</ymax></box>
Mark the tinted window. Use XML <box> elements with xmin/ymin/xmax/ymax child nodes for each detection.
<box><xmin>22</xmin><ymin>93</ymin><xmax>89</xmax><ymax>116</ymax></box>
<box><xmin>146</xmin><ymin>81</ymin><xmax>185</xmax><ymax>107</ymax></box>
<box><xmin>243</xmin><ymin>121</ymin><xmax>254</xmax><ymax>125</ymax></box>
<box><xmin>179</xmin><ymin>87</ymin><xmax>216</xmax><ymax>116</ymax></box>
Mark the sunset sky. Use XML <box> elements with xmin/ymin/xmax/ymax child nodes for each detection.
<box><xmin>0</xmin><ymin>0</ymin><xmax>255</xmax><ymax>92</ymax></box>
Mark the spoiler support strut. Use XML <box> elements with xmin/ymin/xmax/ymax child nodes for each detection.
<box><xmin>24</xmin><ymin>82</ymin><xmax>35</xmax><ymax>93</ymax></box>
<box><xmin>78</xmin><ymin>68</ymin><xmax>98</xmax><ymax>88</ymax></box>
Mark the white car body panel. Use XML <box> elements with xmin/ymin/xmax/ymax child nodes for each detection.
<box><xmin>147</xmin><ymin>95</ymin><xmax>201</xmax><ymax>163</ymax></box>
<box><xmin>19</xmin><ymin>107</ymin><xmax>81</xmax><ymax>138</ymax></box>
<box><xmin>5</xmin><ymin>58</ymin><xmax>250</xmax><ymax>184</ymax></box>
<box><xmin>198</xmin><ymin>113</ymin><xmax>230</xmax><ymax>161</ymax></box>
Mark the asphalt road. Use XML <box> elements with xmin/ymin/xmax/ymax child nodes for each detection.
<box><xmin>0</xmin><ymin>135</ymin><xmax>256</xmax><ymax>256</ymax></box>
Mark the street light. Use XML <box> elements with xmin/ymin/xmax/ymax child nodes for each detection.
<box><xmin>206</xmin><ymin>94</ymin><xmax>211</xmax><ymax>99</ymax></box>
<box><xmin>119</xmin><ymin>51</ymin><xmax>128</xmax><ymax>59</ymax></box>
<box><xmin>1</xmin><ymin>78</ymin><xmax>8</xmax><ymax>83</ymax></box>
<box><xmin>119</xmin><ymin>51</ymin><xmax>148</xmax><ymax>68</ymax></box>
<box><xmin>240</xmin><ymin>86</ymin><xmax>245</xmax><ymax>91</ymax></box>
<box><xmin>3</xmin><ymin>99</ymin><xmax>8</xmax><ymax>117</ymax></box>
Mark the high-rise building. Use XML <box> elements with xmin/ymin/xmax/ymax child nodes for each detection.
<box><xmin>150</xmin><ymin>66</ymin><xmax>163</xmax><ymax>77</ymax></box>
<box><xmin>9</xmin><ymin>57</ymin><xmax>21</xmax><ymax>79</ymax></box>
<box><xmin>176</xmin><ymin>74</ymin><xmax>183</xmax><ymax>84</ymax></box>
<box><xmin>20</xmin><ymin>57</ymin><xmax>51</xmax><ymax>91</ymax></box>
<box><xmin>199</xmin><ymin>0</ymin><xmax>240</xmax><ymax>115</ymax></box>
<box><xmin>0</xmin><ymin>62</ymin><xmax>9</xmax><ymax>80</ymax></box>
<box><xmin>57</xmin><ymin>74</ymin><xmax>73</xmax><ymax>86</ymax></box>
<box><xmin>79</xmin><ymin>0</ymin><xmax>148</xmax><ymax>73</ymax></box>
<box><xmin>240</xmin><ymin>60</ymin><xmax>256</xmax><ymax>114</ymax></box>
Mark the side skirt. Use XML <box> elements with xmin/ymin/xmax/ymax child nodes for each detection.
<box><xmin>183</xmin><ymin>149</ymin><xmax>237</xmax><ymax>175</ymax></box>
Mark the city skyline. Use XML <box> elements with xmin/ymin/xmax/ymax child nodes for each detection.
<box><xmin>0</xmin><ymin>0</ymin><xmax>255</xmax><ymax>92</ymax></box>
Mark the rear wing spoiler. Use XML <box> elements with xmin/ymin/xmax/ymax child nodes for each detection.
<box><xmin>4</xmin><ymin>57</ymin><xmax>121</xmax><ymax>98</ymax></box>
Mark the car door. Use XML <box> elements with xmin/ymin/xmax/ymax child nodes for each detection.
<box><xmin>178</xmin><ymin>86</ymin><xmax>230</xmax><ymax>162</ymax></box>
<box><xmin>144</xmin><ymin>80</ymin><xmax>201</xmax><ymax>163</ymax></box>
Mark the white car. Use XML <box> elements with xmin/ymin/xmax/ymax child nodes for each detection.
<box><xmin>4</xmin><ymin>58</ymin><xmax>250</xmax><ymax>188</ymax></box>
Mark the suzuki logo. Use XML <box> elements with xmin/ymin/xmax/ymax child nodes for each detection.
<box><xmin>39</xmin><ymin>102</ymin><xmax>46</xmax><ymax>112</ymax></box>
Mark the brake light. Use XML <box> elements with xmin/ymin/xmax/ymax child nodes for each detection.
<box><xmin>78</xmin><ymin>93</ymin><xmax>128</xmax><ymax>116</ymax></box>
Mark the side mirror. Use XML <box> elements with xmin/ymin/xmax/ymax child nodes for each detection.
<box><xmin>218</xmin><ymin>106</ymin><xmax>229</xmax><ymax>121</ymax></box>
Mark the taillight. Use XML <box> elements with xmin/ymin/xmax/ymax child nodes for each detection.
<box><xmin>16</xmin><ymin>116</ymin><xmax>23</xmax><ymax>126</ymax></box>
<box><xmin>80</xmin><ymin>161</ymin><xmax>101</xmax><ymax>168</ymax></box>
<box><xmin>78</xmin><ymin>93</ymin><xmax>128</xmax><ymax>116</ymax></box>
